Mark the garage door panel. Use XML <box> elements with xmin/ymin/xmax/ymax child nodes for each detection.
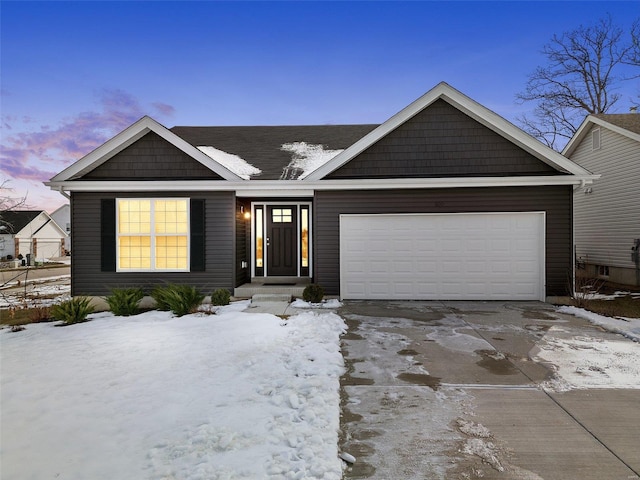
<box><xmin>340</xmin><ymin>212</ymin><xmax>544</xmax><ymax>301</ymax></box>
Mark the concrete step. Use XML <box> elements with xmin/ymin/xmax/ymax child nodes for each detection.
<box><xmin>234</xmin><ymin>284</ymin><xmax>305</xmax><ymax>299</ymax></box>
<box><xmin>251</xmin><ymin>293</ymin><xmax>292</xmax><ymax>303</ymax></box>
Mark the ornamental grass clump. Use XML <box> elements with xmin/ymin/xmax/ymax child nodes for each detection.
<box><xmin>302</xmin><ymin>284</ymin><xmax>324</xmax><ymax>304</ymax></box>
<box><xmin>106</xmin><ymin>287</ymin><xmax>144</xmax><ymax>316</ymax></box>
<box><xmin>152</xmin><ymin>284</ymin><xmax>204</xmax><ymax>317</ymax></box>
<box><xmin>51</xmin><ymin>297</ymin><xmax>94</xmax><ymax>325</ymax></box>
<box><xmin>210</xmin><ymin>288</ymin><xmax>231</xmax><ymax>306</ymax></box>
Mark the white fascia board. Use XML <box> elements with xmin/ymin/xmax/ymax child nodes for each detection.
<box><xmin>563</xmin><ymin>115</ymin><xmax>640</xmax><ymax>157</ymax></box>
<box><xmin>305</xmin><ymin>82</ymin><xmax>592</xmax><ymax>180</ymax></box>
<box><xmin>45</xmin><ymin>174</ymin><xmax>597</xmax><ymax>194</ymax></box>
<box><xmin>49</xmin><ymin>116</ymin><xmax>243</xmax><ymax>182</ymax></box>
<box><xmin>562</xmin><ymin>116</ymin><xmax>592</xmax><ymax>157</ymax></box>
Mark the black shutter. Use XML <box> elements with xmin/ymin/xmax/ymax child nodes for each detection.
<box><xmin>101</xmin><ymin>199</ymin><xmax>116</xmax><ymax>272</ymax></box>
<box><xmin>190</xmin><ymin>199</ymin><xmax>205</xmax><ymax>271</ymax></box>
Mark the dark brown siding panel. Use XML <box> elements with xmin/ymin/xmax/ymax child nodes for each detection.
<box><xmin>82</xmin><ymin>132</ymin><xmax>224</xmax><ymax>180</ymax></box>
<box><xmin>314</xmin><ymin>186</ymin><xmax>572</xmax><ymax>297</ymax></box>
<box><xmin>71</xmin><ymin>191</ymin><xmax>234</xmax><ymax>296</ymax></box>
<box><xmin>327</xmin><ymin>100</ymin><xmax>562</xmax><ymax>179</ymax></box>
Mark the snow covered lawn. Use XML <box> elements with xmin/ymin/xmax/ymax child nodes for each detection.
<box><xmin>0</xmin><ymin>303</ymin><xmax>346</xmax><ymax>480</ymax></box>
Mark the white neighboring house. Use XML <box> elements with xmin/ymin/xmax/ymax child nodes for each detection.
<box><xmin>50</xmin><ymin>204</ymin><xmax>71</xmax><ymax>252</ymax></box>
<box><xmin>0</xmin><ymin>210</ymin><xmax>68</xmax><ymax>262</ymax></box>
<box><xmin>564</xmin><ymin>113</ymin><xmax>640</xmax><ymax>286</ymax></box>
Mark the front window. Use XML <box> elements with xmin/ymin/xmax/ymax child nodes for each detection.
<box><xmin>117</xmin><ymin>198</ymin><xmax>189</xmax><ymax>271</ymax></box>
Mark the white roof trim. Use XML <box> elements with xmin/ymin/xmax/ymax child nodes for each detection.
<box><xmin>46</xmin><ymin>174</ymin><xmax>597</xmax><ymax>194</ymax></box>
<box><xmin>563</xmin><ymin>115</ymin><xmax>640</xmax><ymax>157</ymax></box>
<box><xmin>15</xmin><ymin>211</ymin><xmax>67</xmax><ymax>238</ymax></box>
<box><xmin>305</xmin><ymin>82</ymin><xmax>593</xmax><ymax>181</ymax></box>
<box><xmin>49</xmin><ymin>116</ymin><xmax>243</xmax><ymax>182</ymax></box>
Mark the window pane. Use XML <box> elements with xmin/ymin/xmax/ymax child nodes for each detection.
<box><xmin>256</xmin><ymin>208</ymin><xmax>263</xmax><ymax>268</ymax></box>
<box><xmin>272</xmin><ymin>208</ymin><xmax>292</xmax><ymax>223</ymax></box>
<box><xmin>156</xmin><ymin>199</ymin><xmax>188</xmax><ymax>234</ymax></box>
<box><xmin>156</xmin><ymin>235</ymin><xmax>188</xmax><ymax>270</ymax></box>
<box><xmin>119</xmin><ymin>200</ymin><xmax>151</xmax><ymax>234</ymax></box>
<box><xmin>118</xmin><ymin>236</ymin><xmax>151</xmax><ymax>270</ymax></box>
<box><xmin>301</xmin><ymin>208</ymin><xmax>309</xmax><ymax>268</ymax></box>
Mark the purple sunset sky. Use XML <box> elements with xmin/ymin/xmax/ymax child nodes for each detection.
<box><xmin>1</xmin><ymin>1</ymin><xmax>638</xmax><ymax>212</ymax></box>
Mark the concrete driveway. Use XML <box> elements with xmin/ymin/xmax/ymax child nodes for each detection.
<box><xmin>338</xmin><ymin>301</ymin><xmax>640</xmax><ymax>480</ymax></box>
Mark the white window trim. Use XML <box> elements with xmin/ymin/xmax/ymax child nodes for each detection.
<box><xmin>116</xmin><ymin>197</ymin><xmax>191</xmax><ymax>272</ymax></box>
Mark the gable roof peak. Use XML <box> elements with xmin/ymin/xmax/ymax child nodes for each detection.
<box><xmin>305</xmin><ymin>81</ymin><xmax>592</xmax><ymax>180</ymax></box>
<box><xmin>563</xmin><ymin>113</ymin><xmax>640</xmax><ymax>156</ymax></box>
<box><xmin>49</xmin><ymin>115</ymin><xmax>244</xmax><ymax>183</ymax></box>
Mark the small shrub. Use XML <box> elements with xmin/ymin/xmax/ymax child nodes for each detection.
<box><xmin>151</xmin><ymin>285</ymin><xmax>173</xmax><ymax>311</ymax></box>
<box><xmin>51</xmin><ymin>297</ymin><xmax>94</xmax><ymax>325</ymax></box>
<box><xmin>302</xmin><ymin>284</ymin><xmax>324</xmax><ymax>303</ymax></box>
<box><xmin>211</xmin><ymin>288</ymin><xmax>231</xmax><ymax>306</ymax></box>
<box><xmin>152</xmin><ymin>284</ymin><xmax>204</xmax><ymax>317</ymax></box>
<box><xmin>106</xmin><ymin>287</ymin><xmax>144</xmax><ymax>316</ymax></box>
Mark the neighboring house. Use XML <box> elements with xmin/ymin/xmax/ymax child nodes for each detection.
<box><xmin>0</xmin><ymin>210</ymin><xmax>68</xmax><ymax>261</ymax></box>
<box><xmin>50</xmin><ymin>203</ymin><xmax>71</xmax><ymax>253</ymax></box>
<box><xmin>563</xmin><ymin>113</ymin><xmax>640</xmax><ymax>286</ymax></box>
<box><xmin>46</xmin><ymin>82</ymin><xmax>596</xmax><ymax>300</ymax></box>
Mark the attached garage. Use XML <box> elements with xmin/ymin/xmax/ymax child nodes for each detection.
<box><xmin>340</xmin><ymin>212</ymin><xmax>545</xmax><ymax>301</ymax></box>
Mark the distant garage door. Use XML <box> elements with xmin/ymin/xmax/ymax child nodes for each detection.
<box><xmin>340</xmin><ymin>212</ymin><xmax>545</xmax><ymax>301</ymax></box>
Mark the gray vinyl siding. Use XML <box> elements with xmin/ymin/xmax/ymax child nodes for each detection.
<box><xmin>314</xmin><ymin>186</ymin><xmax>573</xmax><ymax>297</ymax></box>
<box><xmin>71</xmin><ymin>191</ymin><xmax>235</xmax><ymax>296</ymax></box>
<box><xmin>572</xmin><ymin>125</ymin><xmax>640</xmax><ymax>272</ymax></box>
<box><xmin>82</xmin><ymin>132</ymin><xmax>223</xmax><ymax>180</ymax></box>
<box><xmin>235</xmin><ymin>198</ymin><xmax>251</xmax><ymax>287</ymax></box>
<box><xmin>327</xmin><ymin>99</ymin><xmax>562</xmax><ymax>179</ymax></box>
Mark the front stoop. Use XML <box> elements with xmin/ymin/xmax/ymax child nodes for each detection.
<box><xmin>234</xmin><ymin>282</ymin><xmax>307</xmax><ymax>299</ymax></box>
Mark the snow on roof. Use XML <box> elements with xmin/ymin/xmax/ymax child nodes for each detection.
<box><xmin>280</xmin><ymin>142</ymin><xmax>344</xmax><ymax>180</ymax></box>
<box><xmin>197</xmin><ymin>146</ymin><xmax>262</xmax><ymax>180</ymax></box>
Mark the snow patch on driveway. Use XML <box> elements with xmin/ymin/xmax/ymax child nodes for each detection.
<box><xmin>533</xmin><ymin>326</ymin><xmax>640</xmax><ymax>391</ymax></box>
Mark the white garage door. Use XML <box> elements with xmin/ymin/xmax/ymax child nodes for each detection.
<box><xmin>340</xmin><ymin>212</ymin><xmax>545</xmax><ymax>301</ymax></box>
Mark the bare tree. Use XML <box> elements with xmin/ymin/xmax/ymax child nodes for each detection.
<box><xmin>517</xmin><ymin>15</ymin><xmax>640</xmax><ymax>150</ymax></box>
<box><xmin>0</xmin><ymin>179</ymin><xmax>29</xmax><ymax>233</ymax></box>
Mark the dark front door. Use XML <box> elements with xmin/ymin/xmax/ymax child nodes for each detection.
<box><xmin>267</xmin><ymin>205</ymin><xmax>298</xmax><ymax>276</ymax></box>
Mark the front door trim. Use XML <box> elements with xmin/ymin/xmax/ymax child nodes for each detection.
<box><xmin>251</xmin><ymin>201</ymin><xmax>312</xmax><ymax>278</ymax></box>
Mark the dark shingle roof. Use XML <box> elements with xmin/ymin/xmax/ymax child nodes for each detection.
<box><xmin>0</xmin><ymin>211</ymin><xmax>43</xmax><ymax>234</ymax></box>
<box><xmin>592</xmin><ymin>113</ymin><xmax>640</xmax><ymax>135</ymax></box>
<box><xmin>170</xmin><ymin>125</ymin><xmax>378</xmax><ymax>180</ymax></box>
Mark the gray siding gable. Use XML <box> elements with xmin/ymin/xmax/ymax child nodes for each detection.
<box><xmin>327</xmin><ymin>99</ymin><xmax>562</xmax><ymax>179</ymax></box>
<box><xmin>81</xmin><ymin>132</ymin><xmax>224</xmax><ymax>180</ymax></box>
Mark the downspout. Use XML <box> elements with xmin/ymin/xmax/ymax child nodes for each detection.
<box><xmin>573</xmin><ymin>179</ymin><xmax>587</xmax><ymax>192</ymax></box>
<box><xmin>56</xmin><ymin>187</ymin><xmax>71</xmax><ymax>200</ymax></box>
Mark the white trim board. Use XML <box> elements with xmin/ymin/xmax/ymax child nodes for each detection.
<box><xmin>46</xmin><ymin>174</ymin><xmax>596</xmax><ymax>195</ymax></box>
